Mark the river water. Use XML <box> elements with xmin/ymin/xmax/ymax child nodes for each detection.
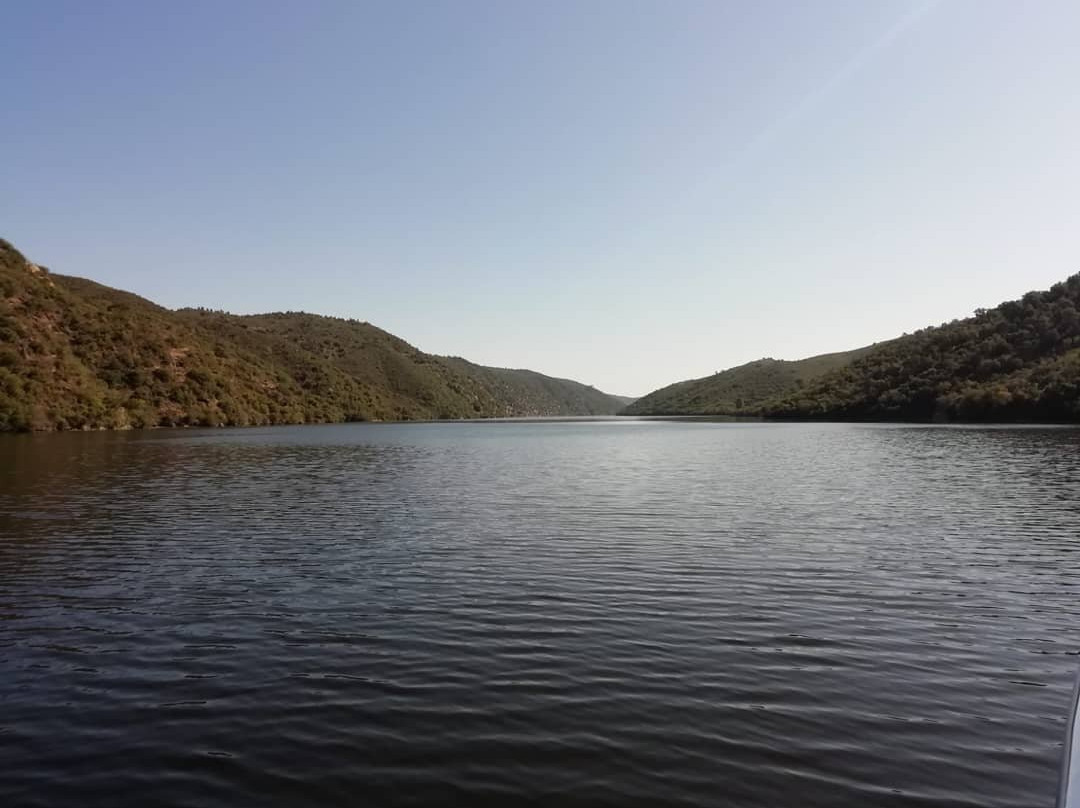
<box><xmin>1</xmin><ymin>420</ymin><xmax>1078</xmax><ymax>807</ymax></box>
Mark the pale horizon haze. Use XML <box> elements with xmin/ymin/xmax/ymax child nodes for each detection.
<box><xmin>3</xmin><ymin>0</ymin><xmax>1079</xmax><ymax>397</ymax></box>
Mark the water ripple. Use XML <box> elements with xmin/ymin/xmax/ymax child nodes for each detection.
<box><xmin>0</xmin><ymin>421</ymin><xmax>1078</xmax><ymax>807</ymax></box>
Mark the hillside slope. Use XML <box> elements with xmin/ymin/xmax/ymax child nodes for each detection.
<box><xmin>0</xmin><ymin>239</ymin><xmax>625</xmax><ymax>430</ymax></box>
<box><xmin>180</xmin><ymin>311</ymin><xmax>625</xmax><ymax>418</ymax></box>
<box><xmin>440</xmin><ymin>357</ymin><xmax>626</xmax><ymax>416</ymax></box>
<box><xmin>622</xmin><ymin>347</ymin><xmax>875</xmax><ymax>416</ymax></box>
<box><xmin>764</xmin><ymin>275</ymin><xmax>1080</xmax><ymax>422</ymax></box>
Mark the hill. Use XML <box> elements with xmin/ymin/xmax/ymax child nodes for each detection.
<box><xmin>763</xmin><ymin>275</ymin><xmax>1080</xmax><ymax>422</ymax></box>
<box><xmin>0</xmin><ymin>238</ymin><xmax>626</xmax><ymax>431</ymax></box>
<box><xmin>438</xmin><ymin>356</ymin><xmax>631</xmax><ymax>417</ymax></box>
<box><xmin>178</xmin><ymin>311</ymin><xmax>624</xmax><ymax>419</ymax></box>
<box><xmin>621</xmin><ymin>347</ymin><xmax>875</xmax><ymax>416</ymax></box>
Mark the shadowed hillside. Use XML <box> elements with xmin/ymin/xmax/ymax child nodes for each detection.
<box><xmin>763</xmin><ymin>275</ymin><xmax>1080</xmax><ymax>422</ymax></box>
<box><xmin>439</xmin><ymin>357</ymin><xmax>630</xmax><ymax>417</ymax></box>
<box><xmin>625</xmin><ymin>274</ymin><xmax>1080</xmax><ymax>422</ymax></box>
<box><xmin>622</xmin><ymin>347</ymin><xmax>875</xmax><ymax>416</ymax></box>
<box><xmin>0</xmin><ymin>238</ymin><xmax>626</xmax><ymax>430</ymax></box>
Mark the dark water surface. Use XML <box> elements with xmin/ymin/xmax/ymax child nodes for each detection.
<box><xmin>2</xmin><ymin>420</ymin><xmax>1079</xmax><ymax>807</ymax></box>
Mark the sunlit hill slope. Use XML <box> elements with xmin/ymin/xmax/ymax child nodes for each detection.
<box><xmin>0</xmin><ymin>239</ymin><xmax>626</xmax><ymax>431</ymax></box>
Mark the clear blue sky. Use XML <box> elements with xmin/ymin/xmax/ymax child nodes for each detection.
<box><xmin>3</xmin><ymin>1</ymin><xmax>1079</xmax><ymax>397</ymax></box>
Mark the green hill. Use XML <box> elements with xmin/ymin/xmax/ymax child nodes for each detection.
<box><xmin>621</xmin><ymin>347</ymin><xmax>875</xmax><ymax>416</ymax></box>
<box><xmin>763</xmin><ymin>275</ymin><xmax>1080</xmax><ymax>422</ymax></box>
<box><xmin>625</xmin><ymin>274</ymin><xmax>1080</xmax><ymax>422</ymax></box>
<box><xmin>0</xmin><ymin>238</ymin><xmax>625</xmax><ymax>431</ymax></box>
<box><xmin>438</xmin><ymin>357</ymin><xmax>631</xmax><ymax>417</ymax></box>
<box><xmin>178</xmin><ymin>311</ymin><xmax>624</xmax><ymax>419</ymax></box>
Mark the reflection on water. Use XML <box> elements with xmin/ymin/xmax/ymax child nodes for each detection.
<box><xmin>1</xmin><ymin>420</ymin><xmax>1079</xmax><ymax>807</ymax></box>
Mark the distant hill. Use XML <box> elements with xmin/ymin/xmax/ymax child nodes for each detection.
<box><xmin>625</xmin><ymin>274</ymin><xmax>1080</xmax><ymax>422</ymax></box>
<box><xmin>177</xmin><ymin>311</ymin><xmax>624</xmax><ymax>419</ymax></box>
<box><xmin>438</xmin><ymin>356</ymin><xmax>631</xmax><ymax>417</ymax></box>
<box><xmin>622</xmin><ymin>347</ymin><xmax>875</xmax><ymax>416</ymax></box>
<box><xmin>0</xmin><ymin>238</ymin><xmax>626</xmax><ymax>431</ymax></box>
<box><xmin>763</xmin><ymin>275</ymin><xmax>1080</xmax><ymax>422</ymax></box>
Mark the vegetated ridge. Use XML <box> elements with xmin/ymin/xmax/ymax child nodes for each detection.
<box><xmin>621</xmin><ymin>346</ymin><xmax>878</xmax><ymax>416</ymax></box>
<box><xmin>626</xmin><ymin>274</ymin><xmax>1080</xmax><ymax>422</ymax></box>
<box><xmin>0</xmin><ymin>238</ymin><xmax>626</xmax><ymax>431</ymax></box>
<box><xmin>764</xmin><ymin>276</ymin><xmax>1080</xmax><ymax>421</ymax></box>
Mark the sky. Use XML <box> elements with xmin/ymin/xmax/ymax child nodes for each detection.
<box><xmin>3</xmin><ymin>1</ymin><xmax>1079</xmax><ymax>397</ymax></box>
